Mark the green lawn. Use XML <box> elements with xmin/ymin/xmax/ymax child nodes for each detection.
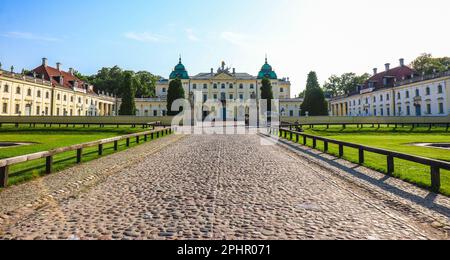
<box><xmin>0</xmin><ymin>124</ymin><xmax>168</xmax><ymax>187</ymax></box>
<box><xmin>283</xmin><ymin>125</ymin><xmax>450</xmax><ymax>196</ymax></box>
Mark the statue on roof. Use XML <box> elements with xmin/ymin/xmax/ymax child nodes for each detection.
<box><xmin>217</xmin><ymin>61</ymin><xmax>231</xmax><ymax>74</ymax></box>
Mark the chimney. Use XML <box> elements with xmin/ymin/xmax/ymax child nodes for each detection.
<box><xmin>10</xmin><ymin>66</ymin><xmax>14</xmax><ymax>73</ymax></box>
<box><xmin>399</xmin><ymin>58</ymin><xmax>405</xmax><ymax>67</ymax></box>
<box><xmin>211</xmin><ymin>68</ymin><xmax>214</xmax><ymax>75</ymax></box>
<box><xmin>385</xmin><ymin>63</ymin><xmax>390</xmax><ymax>71</ymax></box>
<box><xmin>56</xmin><ymin>62</ymin><xmax>62</xmax><ymax>71</ymax></box>
<box><xmin>232</xmin><ymin>68</ymin><xmax>236</xmax><ymax>75</ymax></box>
<box><xmin>373</xmin><ymin>68</ymin><xmax>378</xmax><ymax>75</ymax></box>
<box><xmin>42</xmin><ymin>58</ymin><xmax>48</xmax><ymax>67</ymax></box>
<box><xmin>69</xmin><ymin>68</ymin><xmax>74</xmax><ymax>75</ymax></box>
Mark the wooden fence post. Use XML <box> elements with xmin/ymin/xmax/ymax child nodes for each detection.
<box><xmin>46</xmin><ymin>156</ymin><xmax>53</xmax><ymax>174</ymax></box>
<box><xmin>114</xmin><ymin>140</ymin><xmax>118</xmax><ymax>151</ymax></box>
<box><xmin>431</xmin><ymin>166</ymin><xmax>441</xmax><ymax>193</ymax></box>
<box><xmin>0</xmin><ymin>166</ymin><xmax>9</xmax><ymax>188</ymax></box>
<box><xmin>312</xmin><ymin>137</ymin><xmax>317</xmax><ymax>149</ymax></box>
<box><xmin>359</xmin><ymin>148</ymin><xmax>364</xmax><ymax>165</ymax></box>
<box><xmin>76</xmin><ymin>148</ymin><xmax>82</xmax><ymax>163</ymax></box>
<box><xmin>136</xmin><ymin>136</ymin><xmax>140</xmax><ymax>144</ymax></box>
<box><xmin>339</xmin><ymin>144</ymin><xmax>344</xmax><ymax>157</ymax></box>
<box><xmin>324</xmin><ymin>141</ymin><xmax>328</xmax><ymax>152</ymax></box>
<box><xmin>126</xmin><ymin>138</ymin><xmax>130</xmax><ymax>147</ymax></box>
<box><xmin>156</xmin><ymin>132</ymin><xmax>160</xmax><ymax>138</ymax></box>
<box><xmin>98</xmin><ymin>144</ymin><xmax>103</xmax><ymax>156</ymax></box>
<box><xmin>387</xmin><ymin>155</ymin><xmax>394</xmax><ymax>176</ymax></box>
<box><xmin>296</xmin><ymin>133</ymin><xmax>299</xmax><ymax>143</ymax></box>
<box><xmin>144</xmin><ymin>134</ymin><xmax>148</xmax><ymax>142</ymax></box>
<box><xmin>303</xmin><ymin>136</ymin><xmax>307</xmax><ymax>145</ymax></box>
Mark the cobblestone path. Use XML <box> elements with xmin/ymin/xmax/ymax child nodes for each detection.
<box><xmin>0</xmin><ymin>134</ymin><xmax>448</xmax><ymax>240</ymax></box>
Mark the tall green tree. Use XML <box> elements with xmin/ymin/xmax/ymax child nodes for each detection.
<box><xmin>119</xmin><ymin>72</ymin><xmax>137</xmax><ymax>115</ymax></box>
<box><xmin>300</xmin><ymin>71</ymin><xmax>328</xmax><ymax>116</ymax></box>
<box><xmin>411</xmin><ymin>53</ymin><xmax>450</xmax><ymax>75</ymax></box>
<box><xmin>260</xmin><ymin>77</ymin><xmax>274</xmax><ymax>112</ymax></box>
<box><xmin>135</xmin><ymin>71</ymin><xmax>158</xmax><ymax>98</ymax></box>
<box><xmin>167</xmin><ymin>78</ymin><xmax>185</xmax><ymax>116</ymax></box>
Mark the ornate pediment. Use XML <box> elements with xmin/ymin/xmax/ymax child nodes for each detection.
<box><xmin>213</xmin><ymin>73</ymin><xmax>234</xmax><ymax>80</ymax></box>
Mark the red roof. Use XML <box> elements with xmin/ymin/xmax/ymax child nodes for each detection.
<box><xmin>32</xmin><ymin>65</ymin><xmax>96</xmax><ymax>94</ymax></box>
<box><xmin>363</xmin><ymin>65</ymin><xmax>416</xmax><ymax>90</ymax></box>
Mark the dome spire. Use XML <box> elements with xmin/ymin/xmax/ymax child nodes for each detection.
<box><xmin>265</xmin><ymin>54</ymin><xmax>268</xmax><ymax>64</ymax></box>
<box><xmin>179</xmin><ymin>54</ymin><xmax>182</xmax><ymax>64</ymax></box>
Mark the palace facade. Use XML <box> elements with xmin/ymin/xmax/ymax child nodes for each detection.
<box><xmin>128</xmin><ymin>58</ymin><xmax>303</xmax><ymax>119</ymax></box>
<box><xmin>330</xmin><ymin>59</ymin><xmax>450</xmax><ymax>117</ymax></box>
<box><xmin>0</xmin><ymin>58</ymin><xmax>116</xmax><ymax>116</ymax></box>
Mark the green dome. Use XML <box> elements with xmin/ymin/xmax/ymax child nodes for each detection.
<box><xmin>257</xmin><ymin>58</ymin><xmax>278</xmax><ymax>79</ymax></box>
<box><xmin>170</xmin><ymin>57</ymin><xmax>190</xmax><ymax>80</ymax></box>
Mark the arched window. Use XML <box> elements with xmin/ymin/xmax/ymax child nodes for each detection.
<box><xmin>415</xmin><ymin>89</ymin><xmax>420</xmax><ymax>96</ymax></box>
<box><xmin>406</xmin><ymin>91</ymin><xmax>410</xmax><ymax>98</ymax></box>
<box><xmin>37</xmin><ymin>90</ymin><xmax>41</xmax><ymax>98</ymax></box>
<box><xmin>27</xmin><ymin>89</ymin><xmax>32</xmax><ymax>96</ymax></box>
<box><xmin>192</xmin><ymin>84</ymin><xmax>197</xmax><ymax>89</ymax></box>
<box><xmin>397</xmin><ymin>92</ymin><xmax>401</xmax><ymax>100</ymax></box>
<box><xmin>239</xmin><ymin>84</ymin><xmax>244</xmax><ymax>89</ymax></box>
<box><xmin>3</xmin><ymin>85</ymin><xmax>9</xmax><ymax>93</ymax></box>
<box><xmin>46</xmin><ymin>92</ymin><xmax>50</xmax><ymax>99</ymax></box>
<box><xmin>16</xmin><ymin>87</ymin><xmax>21</xmax><ymax>94</ymax></box>
<box><xmin>221</xmin><ymin>83</ymin><xmax>225</xmax><ymax>89</ymax></box>
<box><xmin>213</xmin><ymin>84</ymin><xmax>218</xmax><ymax>89</ymax></box>
<box><xmin>229</xmin><ymin>83</ymin><xmax>233</xmax><ymax>89</ymax></box>
<box><xmin>250</xmin><ymin>84</ymin><xmax>254</xmax><ymax>89</ymax></box>
<box><xmin>426</xmin><ymin>87</ymin><xmax>431</xmax><ymax>95</ymax></box>
<box><xmin>63</xmin><ymin>95</ymin><xmax>67</xmax><ymax>101</ymax></box>
<box><xmin>57</xmin><ymin>94</ymin><xmax>61</xmax><ymax>100</ymax></box>
<box><xmin>203</xmin><ymin>84</ymin><xmax>207</xmax><ymax>89</ymax></box>
<box><xmin>438</xmin><ymin>85</ymin><xmax>443</xmax><ymax>94</ymax></box>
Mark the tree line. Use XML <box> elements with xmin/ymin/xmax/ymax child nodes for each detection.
<box><xmin>76</xmin><ymin>66</ymin><xmax>160</xmax><ymax>115</ymax></box>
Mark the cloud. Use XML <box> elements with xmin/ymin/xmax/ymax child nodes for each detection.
<box><xmin>1</xmin><ymin>32</ymin><xmax>61</xmax><ymax>42</ymax></box>
<box><xmin>220</xmin><ymin>31</ymin><xmax>250</xmax><ymax>47</ymax></box>
<box><xmin>186</xmin><ymin>29</ymin><xmax>200</xmax><ymax>42</ymax></box>
<box><xmin>124</xmin><ymin>32</ymin><xmax>168</xmax><ymax>43</ymax></box>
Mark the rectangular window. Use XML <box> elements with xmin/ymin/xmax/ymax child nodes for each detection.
<box><xmin>239</xmin><ymin>94</ymin><xmax>244</xmax><ymax>100</ymax></box>
<box><xmin>407</xmin><ymin>106</ymin><xmax>411</xmax><ymax>116</ymax></box>
<box><xmin>439</xmin><ymin>103</ymin><xmax>444</xmax><ymax>114</ymax></box>
<box><xmin>153</xmin><ymin>110</ymin><xmax>157</xmax><ymax>116</ymax></box>
<box><xmin>15</xmin><ymin>104</ymin><xmax>20</xmax><ymax>114</ymax></box>
<box><xmin>387</xmin><ymin>108</ymin><xmax>390</xmax><ymax>116</ymax></box>
<box><xmin>427</xmin><ymin>104</ymin><xmax>432</xmax><ymax>114</ymax></box>
<box><xmin>380</xmin><ymin>108</ymin><xmax>384</xmax><ymax>116</ymax></box>
<box><xmin>229</xmin><ymin>94</ymin><xmax>233</xmax><ymax>100</ymax></box>
<box><xmin>192</xmin><ymin>84</ymin><xmax>197</xmax><ymax>89</ymax></box>
<box><xmin>406</xmin><ymin>91</ymin><xmax>410</xmax><ymax>98</ymax></box>
<box><xmin>57</xmin><ymin>108</ymin><xmax>60</xmax><ymax>116</ymax></box>
<box><xmin>2</xmin><ymin>103</ymin><xmax>7</xmax><ymax>114</ymax></box>
<box><xmin>203</xmin><ymin>94</ymin><xmax>208</xmax><ymax>102</ymax></box>
<box><xmin>373</xmin><ymin>109</ymin><xmax>377</xmax><ymax>116</ymax></box>
<box><xmin>398</xmin><ymin>106</ymin><xmax>402</xmax><ymax>115</ymax></box>
<box><xmin>213</xmin><ymin>94</ymin><xmax>218</xmax><ymax>100</ymax></box>
<box><xmin>36</xmin><ymin>106</ymin><xmax>40</xmax><ymax>115</ymax></box>
<box><xmin>45</xmin><ymin>107</ymin><xmax>49</xmax><ymax>115</ymax></box>
<box><xmin>289</xmin><ymin>110</ymin><xmax>294</xmax><ymax>117</ymax></box>
<box><xmin>280</xmin><ymin>88</ymin><xmax>284</xmax><ymax>93</ymax></box>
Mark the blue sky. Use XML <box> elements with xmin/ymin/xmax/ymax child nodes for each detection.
<box><xmin>0</xmin><ymin>0</ymin><xmax>449</xmax><ymax>96</ymax></box>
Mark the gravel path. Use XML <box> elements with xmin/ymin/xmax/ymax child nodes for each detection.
<box><xmin>0</xmin><ymin>134</ymin><xmax>448</xmax><ymax>240</ymax></box>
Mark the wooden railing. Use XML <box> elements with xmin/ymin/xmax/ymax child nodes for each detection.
<box><xmin>0</xmin><ymin>127</ymin><xmax>173</xmax><ymax>188</ymax></box>
<box><xmin>270</xmin><ymin>127</ymin><xmax>450</xmax><ymax>193</ymax></box>
<box><xmin>280</xmin><ymin>121</ymin><xmax>450</xmax><ymax>131</ymax></box>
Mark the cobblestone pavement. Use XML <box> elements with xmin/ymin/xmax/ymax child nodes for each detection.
<box><xmin>0</xmin><ymin>134</ymin><xmax>449</xmax><ymax>240</ymax></box>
